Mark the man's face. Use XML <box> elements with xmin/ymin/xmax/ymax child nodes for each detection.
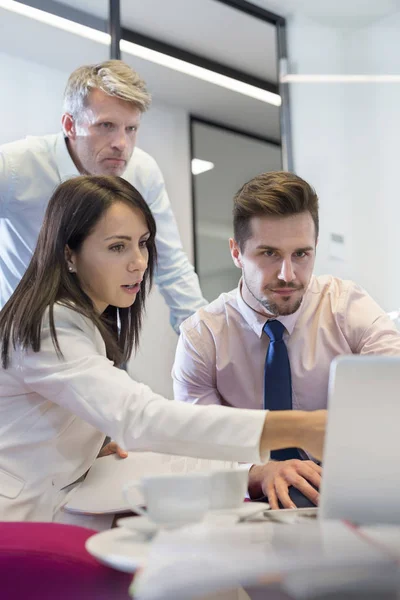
<box><xmin>230</xmin><ymin>212</ymin><xmax>316</xmax><ymax>317</ymax></box>
<box><xmin>67</xmin><ymin>88</ymin><xmax>141</xmax><ymax>176</ymax></box>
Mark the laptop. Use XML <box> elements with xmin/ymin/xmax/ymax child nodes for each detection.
<box><xmin>320</xmin><ymin>355</ymin><xmax>400</xmax><ymax>525</ymax></box>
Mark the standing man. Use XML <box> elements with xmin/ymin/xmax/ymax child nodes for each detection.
<box><xmin>0</xmin><ymin>60</ymin><xmax>206</xmax><ymax>330</ymax></box>
<box><xmin>173</xmin><ymin>171</ymin><xmax>400</xmax><ymax>508</ymax></box>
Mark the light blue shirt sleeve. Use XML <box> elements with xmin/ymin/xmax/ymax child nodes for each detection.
<box><xmin>140</xmin><ymin>157</ymin><xmax>208</xmax><ymax>333</ymax></box>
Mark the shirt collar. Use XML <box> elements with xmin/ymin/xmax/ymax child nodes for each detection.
<box><xmin>55</xmin><ymin>132</ymin><xmax>80</xmax><ymax>182</ymax></box>
<box><xmin>236</xmin><ymin>277</ymin><xmax>306</xmax><ymax>339</ymax></box>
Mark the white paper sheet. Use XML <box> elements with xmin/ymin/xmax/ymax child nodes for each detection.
<box><xmin>64</xmin><ymin>451</ymin><xmax>237</xmax><ymax>514</ymax></box>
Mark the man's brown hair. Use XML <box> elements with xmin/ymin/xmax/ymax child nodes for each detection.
<box><xmin>233</xmin><ymin>171</ymin><xmax>319</xmax><ymax>250</ymax></box>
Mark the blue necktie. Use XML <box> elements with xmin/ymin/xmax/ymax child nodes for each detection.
<box><xmin>263</xmin><ymin>320</ymin><xmax>301</xmax><ymax>461</ymax></box>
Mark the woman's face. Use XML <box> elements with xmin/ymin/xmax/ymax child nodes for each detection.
<box><xmin>67</xmin><ymin>201</ymin><xmax>150</xmax><ymax>314</ymax></box>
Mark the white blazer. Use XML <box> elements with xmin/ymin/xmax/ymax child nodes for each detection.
<box><xmin>0</xmin><ymin>305</ymin><xmax>266</xmax><ymax>521</ymax></box>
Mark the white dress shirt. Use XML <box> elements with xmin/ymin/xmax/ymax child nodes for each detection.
<box><xmin>173</xmin><ymin>275</ymin><xmax>400</xmax><ymax>410</ymax></box>
<box><xmin>0</xmin><ymin>133</ymin><xmax>206</xmax><ymax>331</ymax></box>
<box><xmin>0</xmin><ymin>304</ymin><xmax>267</xmax><ymax>521</ymax></box>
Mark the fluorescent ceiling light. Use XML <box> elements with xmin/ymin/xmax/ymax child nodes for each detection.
<box><xmin>121</xmin><ymin>40</ymin><xmax>281</xmax><ymax>106</ymax></box>
<box><xmin>0</xmin><ymin>0</ymin><xmax>110</xmax><ymax>44</ymax></box>
<box><xmin>192</xmin><ymin>158</ymin><xmax>215</xmax><ymax>175</ymax></box>
<box><xmin>281</xmin><ymin>74</ymin><xmax>400</xmax><ymax>83</ymax></box>
<box><xmin>1</xmin><ymin>0</ymin><xmax>281</xmax><ymax>106</ymax></box>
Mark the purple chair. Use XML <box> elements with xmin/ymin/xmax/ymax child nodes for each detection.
<box><xmin>0</xmin><ymin>522</ymin><xmax>133</xmax><ymax>600</ymax></box>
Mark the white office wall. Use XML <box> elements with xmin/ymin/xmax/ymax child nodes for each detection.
<box><xmin>287</xmin><ymin>13</ymin><xmax>400</xmax><ymax>310</ymax></box>
<box><xmin>0</xmin><ymin>52</ymin><xmax>68</xmax><ymax>141</ymax></box>
<box><xmin>288</xmin><ymin>17</ymin><xmax>353</xmax><ymax>283</ymax></box>
<box><xmin>0</xmin><ymin>51</ymin><xmax>193</xmax><ymax>397</ymax></box>
<box><xmin>344</xmin><ymin>12</ymin><xmax>400</xmax><ymax>310</ymax></box>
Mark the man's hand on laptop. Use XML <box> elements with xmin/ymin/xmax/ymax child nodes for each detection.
<box><xmin>248</xmin><ymin>460</ymin><xmax>322</xmax><ymax>509</ymax></box>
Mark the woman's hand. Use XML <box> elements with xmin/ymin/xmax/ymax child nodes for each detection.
<box><xmin>260</xmin><ymin>410</ymin><xmax>327</xmax><ymax>462</ymax></box>
<box><xmin>98</xmin><ymin>441</ymin><xmax>128</xmax><ymax>458</ymax></box>
<box><xmin>297</xmin><ymin>410</ymin><xmax>327</xmax><ymax>461</ymax></box>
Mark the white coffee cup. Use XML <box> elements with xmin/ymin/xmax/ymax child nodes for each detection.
<box><xmin>209</xmin><ymin>468</ymin><xmax>249</xmax><ymax>510</ymax></box>
<box><xmin>123</xmin><ymin>472</ymin><xmax>210</xmax><ymax>528</ymax></box>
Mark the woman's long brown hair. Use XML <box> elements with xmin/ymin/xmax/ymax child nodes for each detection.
<box><xmin>0</xmin><ymin>175</ymin><xmax>157</xmax><ymax>368</ymax></box>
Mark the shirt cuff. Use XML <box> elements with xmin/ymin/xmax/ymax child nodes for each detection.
<box><xmin>242</xmin><ymin>462</ymin><xmax>254</xmax><ymax>499</ymax></box>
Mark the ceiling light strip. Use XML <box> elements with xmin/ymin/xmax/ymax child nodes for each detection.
<box><xmin>0</xmin><ymin>0</ymin><xmax>111</xmax><ymax>44</ymax></box>
<box><xmin>120</xmin><ymin>41</ymin><xmax>281</xmax><ymax>106</ymax></box>
<box><xmin>281</xmin><ymin>74</ymin><xmax>400</xmax><ymax>83</ymax></box>
<box><xmin>120</xmin><ymin>39</ymin><xmax>281</xmax><ymax>106</ymax></box>
<box><xmin>0</xmin><ymin>1</ymin><xmax>281</xmax><ymax>107</ymax></box>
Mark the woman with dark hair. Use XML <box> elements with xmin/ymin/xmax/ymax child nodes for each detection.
<box><xmin>0</xmin><ymin>175</ymin><xmax>326</xmax><ymax>521</ymax></box>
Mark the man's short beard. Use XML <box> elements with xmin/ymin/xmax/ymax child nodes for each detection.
<box><xmin>243</xmin><ymin>271</ymin><xmax>304</xmax><ymax>316</ymax></box>
<box><xmin>258</xmin><ymin>296</ymin><xmax>303</xmax><ymax>316</ymax></box>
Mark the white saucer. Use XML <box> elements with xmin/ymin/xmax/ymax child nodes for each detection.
<box><xmin>209</xmin><ymin>501</ymin><xmax>270</xmax><ymax>519</ymax></box>
<box><xmin>116</xmin><ymin>515</ymin><xmax>159</xmax><ymax>535</ymax></box>
<box><xmin>85</xmin><ymin>527</ymin><xmax>151</xmax><ymax>573</ymax></box>
<box><xmin>117</xmin><ymin>502</ymin><xmax>270</xmax><ymax>534</ymax></box>
<box><xmin>264</xmin><ymin>506</ymin><xmax>318</xmax><ymax>523</ymax></box>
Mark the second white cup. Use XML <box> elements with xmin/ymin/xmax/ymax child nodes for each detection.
<box><xmin>209</xmin><ymin>468</ymin><xmax>249</xmax><ymax>510</ymax></box>
<box><xmin>123</xmin><ymin>472</ymin><xmax>210</xmax><ymax>528</ymax></box>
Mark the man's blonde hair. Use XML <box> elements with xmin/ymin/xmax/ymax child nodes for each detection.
<box><xmin>63</xmin><ymin>60</ymin><xmax>151</xmax><ymax>119</ymax></box>
<box><xmin>233</xmin><ymin>171</ymin><xmax>319</xmax><ymax>250</ymax></box>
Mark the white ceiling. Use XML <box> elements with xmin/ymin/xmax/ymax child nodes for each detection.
<box><xmin>0</xmin><ymin>8</ymin><xmax>109</xmax><ymax>71</ymax></box>
<box><xmin>57</xmin><ymin>0</ymin><xmax>278</xmax><ymax>83</ymax></box>
<box><xmin>251</xmin><ymin>0</ymin><xmax>400</xmax><ymax>27</ymax></box>
<box><xmin>2</xmin><ymin>0</ymin><xmax>281</xmax><ymax>140</ymax></box>
<box><xmin>4</xmin><ymin>0</ymin><xmax>399</xmax><ymax>143</ymax></box>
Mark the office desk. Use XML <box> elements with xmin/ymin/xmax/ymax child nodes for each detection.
<box><xmin>3</xmin><ymin>518</ymin><xmax>398</xmax><ymax>600</ymax></box>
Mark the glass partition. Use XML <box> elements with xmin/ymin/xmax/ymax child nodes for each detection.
<box><xmin>192</xmin><ymin>118</ymin><xmax>282</xmax><ymax>301</ymax></box>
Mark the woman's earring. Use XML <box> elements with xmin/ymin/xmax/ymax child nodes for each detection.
<box><xmin>68</xmin><ymin>265</ymin><xmax>74</xmax><ymax>272</ymax></box>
